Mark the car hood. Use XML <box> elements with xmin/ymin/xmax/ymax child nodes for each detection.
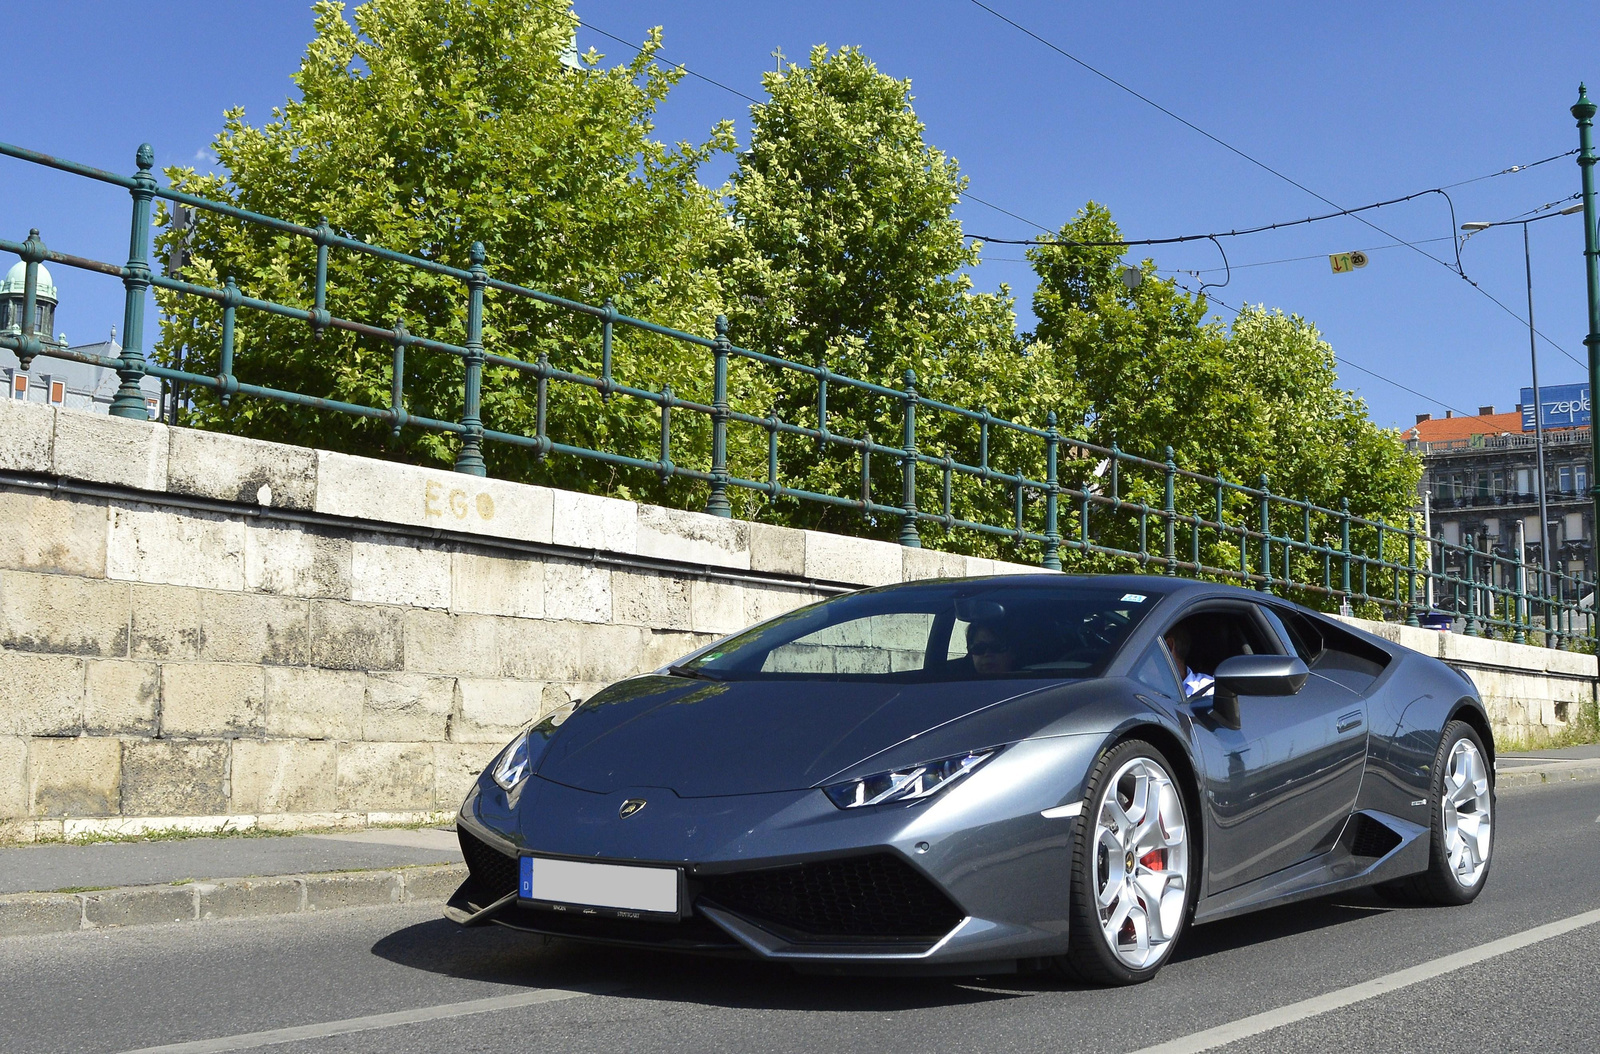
<box><xmin>533</xmin><ymin>674</ymin><xmax>1067</xmax><ymax>797</ymax></box>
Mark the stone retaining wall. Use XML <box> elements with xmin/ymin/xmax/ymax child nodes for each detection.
<box><xmin>1</xmin><ymin>398</ymin><xmax>1592</xmax><ymax>841</ymax></box>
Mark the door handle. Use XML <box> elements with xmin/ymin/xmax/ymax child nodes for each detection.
<box><xmin>1337</xmin><ymin>711</ymin><xmax>1364</xmax><ymax>734</ymax></box>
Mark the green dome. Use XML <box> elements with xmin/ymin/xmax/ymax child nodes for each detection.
<box><xmin>1</xmin><ymin>260</ymin><xmax>57</xmax><ymax>302</ymax></box>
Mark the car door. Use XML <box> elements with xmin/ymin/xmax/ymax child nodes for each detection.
<box><xmin>1179</xmin><ymin>601</ymin><xmax>1366</xmax><ymax>893</ymax></box>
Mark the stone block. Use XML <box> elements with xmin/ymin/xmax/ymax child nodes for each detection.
<box><xmin>577</xmin><ymin>623</ymin><xmax>652</xmax><ymax>683</ymax></box>
<box><xmin>544</xmin><ymin>562</ymin><xmax>611</xmax><ymax>623</ymax></box>
<box><xmin>244</xmin><ymin>521</ymin><xmax>352</xmax><ymax>599</ymax></box>
<box><xmin>0</xmin><ymin>398</ymin><xmax>54</xmax><ymax>473</ymax></box>
<box><xmin>451</xmin><ymin>551</ymin><xmax>544</xmax><ymax>619</ymax></box>
<box><xmin>903</xmin><ymin>547</ymin><xmax>969</xmax><ymax>582</ymax></box>
<box><xmin>0</xmin><ymin>571</ymin><xmax>129</xmax><ymax>656</ymax></box>
<box><xmin>1542</xmin><ymin>647</ymin><xmax>1599</xmax><ymax>679</ymax></box>
<box><xmin>197</xmin><ymin>876</ymin><xmax>305</xmax><ymax>919</ymax></box>
<box><xmin>106</xmin><ymin>503</ymin><xmax>246</xmax><ymax>590</ymax></box>
<box><xmin>637</xmin><ymin>629</ymin><xmax>703</xmax><ymax>673</ymax></box>
<box><xmin>434</xmin><ymin>744</ymin><xmax>501</xmax><ymax>808</ymax></box>
<box><xmin>495</xmin><ymin>617</ymin><xmax>584</xmax><ymax>681</ymax></box>
<box><xmin>314</xmin><ymin>451</ymin><xmax>553</xmax><ymax>544</ymax></box>
<box><xmin>310</xmin><ymin>601</ymin><xmax>403</xmax><ymax>671</ymax></box>
<box><xmin>159</xmin><ymin>663</ymin><xmax>264</xmax><ymax>738</ymax></box>
<box><xmin>53</xmin><ymin>409</ymin><xmax>169</xmax><ymax>491</ymax></box>
<box><xmin>336</xmin><ymin>743</ymin><xmax>435</xmax><ymax>811</ymax></box>
<box><xmin>84</xmin><ymin>660</ymin><xmax>160</xmax><ymax>736</ymax></box>
<box><xmin>992</xmin><ymin>558</ymin><xmax>1053</xmax><ymax>575</ymax></box>
<box><xmin>193</xmin><ymin>592</ymin><xmax>309</xmax><ymax>666</ymax></box>
<box><xmin>363</xmin><ymin>672</ymin><xmax>455</xmax><ymax>741</ymax></box>
<box><xmin>229</xmin><ymin>740</ymin><xmax>338</xmax><ymax>814</ymax></box>
<box><xmin>129</xmin><ymin>584</ymin><xmax>203</xmax><ymax>661</ymax></box>
<box><xmin>83</xmin><ymin>886</ymin><xmax>196</xmax><ymax>928</ymax></box>
<box><xmin>744</xmin><ymin>586</ymin><xmax>817</xmax><ymax>628</ymax></box>
<box><xmin>963</xmin><ymin>556</ymin><xmax>1001</xmax><ymax>578</ymax></box>
<box><xmin>402</xmin><ymin>608</ymin><xmax>500</xmax><ymax>676</ymax></box>
<box><xmin>635</xmin><ymin>505</ymin><xmax>751</xmax><ymax>569</ymax></box>
<box><xmin>351</xmin><ymin>535</ymin><xmax>451</xmax><ymax>608</ymax></box>
<box><xmin>0</xmin><ymin>490</ymin><xmax>107</xmax><ymax>577</ymax></box>
<box><xmin>690</xmin><ymin>578</ymin><xmax>749</xmax><ymax>635</ymax></box>
<box><xmin>263</xmin><ymin>666</ymin><xmax>366</xmax><ymax>740</ymax></box>
<box><xmin>121</xmin><ymin>740</ymin><xmax>228</xmax><ymax>816</ymax></box>
<box><xmin>804</xmin><ymin>530</ymin><xmax>902</xmax><ymax>586</ymax></box>
<box><xmin>552</xmin><ymin>489</ymin><xmax>637</xmax><ymax>552</ymax></box>
<box><xmin>167</xmin><ymin>428</ymin><xmax>318</xmax><ymax>510</ymax></box>
<box><xmin>0</xmin><ymin>736</ymin><xmax>26</xmax><ymax>819</ymax></box>
<box><xmin>0</xmin><ymin>652</ymin><xmax>85</xmax><ymax>736</ymax></box>
<box><xmin>0</xmin><ymin>893</ymin><xmax>83</xmax><ymax>936</ymax></box>
<box><xmin>452</xmin><ymin>679</ymin><xmax>545</xmax><ymax>743</ymax></box>
<box><xmin>29</xmin><ymin>737</ymin><xmax>119</xmax><ymax>817</ymax></box>
<box><xmin>612</xmin><ymin>571</ymin><xmax>691</xmax><ymax>629</ymax></box>
<box><xmin>403</xmin><ymin>863</ymin><xmax>470</xmax><ymax>903</ymax></box>
<box><xmin>749</xmin><ymin>522</ymin><xmax>807</xmax><ymax>577</ymax></box>
<box><xmin>303</xmin><ymin>870</ymin><xmax>405</xmax><ymax>911</ymax></box>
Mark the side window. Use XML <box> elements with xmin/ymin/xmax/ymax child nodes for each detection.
<box><xmin>1131</xmin><ymin>641</ymin><xmax>1182</xmax><ymax>698</ymax></box>
<box><xmin>1169</xmin><ymin>608</ymin><xmax>1282</xmax><ymax>677</ymax></box>
<box><xmin>1259</xmin><ymin>605</ymin><xmax>1323</xmax><ymax>662</ymax></box>
<box><xmin>1304</xmin><ymin>615</ymin><xmax>1390</xmax><ymax>694</ymax></box>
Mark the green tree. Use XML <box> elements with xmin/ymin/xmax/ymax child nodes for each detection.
<box><xmin>721</xmin><ymin>45</ymin><xmax>1066</xmax><ymax>546</ymax></box>
<box><xmin>154</xmin><ymin>0</ymin><xmax>754</xmax><ymax>504</ymax></box>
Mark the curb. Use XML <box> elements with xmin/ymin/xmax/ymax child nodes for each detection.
<box><xmin>0</xmin><ymin>863</ymin><xmax>466</xmax><ymax>938</ymax></box>
<box><xmin>1496</xmin><ymin>758</ymin><xmax>1600</xmax><ymax>792</ymax></box>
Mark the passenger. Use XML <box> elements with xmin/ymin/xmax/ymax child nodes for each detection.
<box><xmin>966</xmin><ymin>621</ymin><xmax>1018</xmax><ymax>676</ymax></box>
<box><xmin>1164</xmin><ymin>624</ymin><xmax>1214</xmax><ymax>699</ymax></box>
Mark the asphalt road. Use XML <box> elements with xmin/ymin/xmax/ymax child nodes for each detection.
<box><xmin>4</xmin><ymin>780</ymin><xmax>1597</xmax><ymax>1054</ymax></box>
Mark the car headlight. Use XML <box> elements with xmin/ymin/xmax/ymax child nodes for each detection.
<box><xmin>823</xmin><ymin>749</ymin><xmax>999</xmax><ymax>809</ymax></box>
<box><xmin>491</xmin><ymin>732</ymin><xmax>535</xmax><ymax>792</ymax></box>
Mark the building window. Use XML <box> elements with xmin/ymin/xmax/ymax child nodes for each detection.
<box><xmin>1490</xmin><ymin>471</ymin><xmax>1504</xmax><ymax>497</ymax></box>
<box><xmin>10</xmin><ymin>373</ymin><xmax>26</xmax><ymax>400</ymax></box>
<box><xmin>1578</xmin><ymin>466</ymin><xmax>1589</xmax><ymax>495</ymax></box>
<box><xmin>1476</xmin><ymin>472</ymin><xmax>1490</xmax><ymax>498</ymax></box>
<box><xmin>1559</xmin><ymin>466</ymin><xmax>1574</xmax><ymax>494</ymax></box>
<box><xmin>48</xmin><ymin>380</ymin><xmax>65</xmax><ymax>405</ymax></box>
<box><xmin>1516</xmin><ymin>468</ymin><xmax>1530</xmax><ymax>495</ymax></box>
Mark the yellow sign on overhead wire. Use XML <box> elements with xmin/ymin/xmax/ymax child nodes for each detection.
<box><xmin>1329</xmin><ymin>251</ymin><xmax>1370</xmax><ymax>274</ymax></box>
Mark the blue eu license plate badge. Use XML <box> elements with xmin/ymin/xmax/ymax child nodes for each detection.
<box><xmin>519</xmin><ymin>855</ymin><xmax>533</xmax><ymax>898</ymax></box>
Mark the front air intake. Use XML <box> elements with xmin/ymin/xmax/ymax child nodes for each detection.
<box><xmin>458</xmin><ymin>827</ymin><xmax>520</xmax><ymax>906</ymax></box>
<box><xmin>697</xmin><ymin>853</ymin><xmax>964</xmax><ymax>942</ymax></box>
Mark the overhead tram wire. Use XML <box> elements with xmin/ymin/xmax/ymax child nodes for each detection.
<box><xmin>964</xmin><ymin>1</ymin><xmax>1585</xmax><ymax>368</ymax></box>
<box><xmin>573</xmin><ymin>18</ymin><xmax>1053</xmax><ymax>231</ymax></box>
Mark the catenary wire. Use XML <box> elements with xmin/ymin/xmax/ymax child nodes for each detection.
<box><xmin>965</xmin><ymin>1</ymin><xmax>1585</xmax><ymax>369</ymax></box>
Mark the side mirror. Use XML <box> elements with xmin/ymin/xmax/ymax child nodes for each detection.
<box><xmin>1213</xmin><ymin>654</ymin><xmax>1310</xmax><ymax>697</ymax></box>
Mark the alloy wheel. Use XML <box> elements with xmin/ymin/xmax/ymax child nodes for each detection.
<box><xmin>1442</xmin><ymin>737</ymin><xmax>1492</xmax><ymax>889</ymax></box>
<box><xmin>1090</xmin><ymin>756</ymin><xmax>1190</xmax><ymax>970</ymax></box>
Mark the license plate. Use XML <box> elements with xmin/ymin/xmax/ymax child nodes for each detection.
<box><xmin>519</xmin><ymin>856</ymin><xmax>680</xmax><ymax>917</ymax></box>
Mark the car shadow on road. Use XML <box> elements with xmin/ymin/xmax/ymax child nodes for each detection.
<box><xmin>370</xmin><ymin>918</ymin><xmax>1075</xmax><ymax>1011</ymax></box>
<box><xmin>1173</xmin><ymin>892</ymin><xmax>1392</xmax><ymax>963</ymax></box>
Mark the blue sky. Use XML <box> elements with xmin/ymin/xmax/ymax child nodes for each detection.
<box><xmin>2</xmin><ymin>1</ymin><xmax>1595</xmax><ymax>433</ymax></box>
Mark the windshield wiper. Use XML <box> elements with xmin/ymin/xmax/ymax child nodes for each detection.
<box><xmin>667</xmin><ymin>664</ymin><xmax>726</xmax><ymax>681</ymax></box>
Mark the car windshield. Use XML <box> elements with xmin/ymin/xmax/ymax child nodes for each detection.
<box><xmin>675</xmin><ymin>580</ymin><xmax>1162</xmax><ymax>682</ymax></box>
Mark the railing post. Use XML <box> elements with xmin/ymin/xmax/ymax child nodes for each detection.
<box><xmin>219</xmin><ymin>277</ymin><xmax>240</xmax><ymax>408</ymax></box>
<box><xmin>1406</xmin><ymin>514</ymin><xmax>1421</xmax><ymax>627</ymax></box>
<box><xmin>1259</xmin><ymin>474</ymin><xmax>1273</xmax><ymax>592</ymax></box>
<box><xmin>110</xmin><ymin>144</ymin><xmax>156</xmax><ymax>419</ymax></box>
<box><xmin>388</xmin><ymin>320</ymin><xmax>408</xmax><ymax>439</ymax></box>
<box><xmin>1163</xmin><ymin>446</ymin><xmax>1177</xmax><ymax>575</ymax></box>
<box><xmin>311</xmin><ymin>219</ymin><xmax>332</xmax><ymax>339</ymax></box>
<box><xmin>1340</xmin><ymin>498</ymin><xmax>1352</xmax><ymax>608</ymax></box>
<box><xmin>898</xmin><ymin>369</ymin><xmax>921</xmax><ymax>548</ymax></box>
<box><xmin>453</xmin><ymin>241</ymin><xmax>487</xmax><ymax>476</ymax></box>
<box><xmin>1464</xmin><ymin>534</ymin><xmax>1480</xmax><ymax>636</ymax></box>
<box><xmin>1513</xmin><ymin>531</ymin><xmax>1529</xmax><ymax>644</ymax></box>
<box><xmin>1042</xmin><ymin>412</ymin><xmax>1061</xmax><ymax>570</ymax></box>
<box><xmin>15</xmin><ymin>228</ymin><xmax>46</xmax><ymax>370</ymax></box>
<box><xmin>705</xmin><ymin>314</ymin><xmax>733</xmax><ymax>517</ymax></box>
<box><xmin>600</xmin><ymin>297</ymin><xmax>615</xmax><ymax>403</ymax></box>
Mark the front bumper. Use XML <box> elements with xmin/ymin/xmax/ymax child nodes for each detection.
<box><xmin>449</xmin><ymin>734</ymin><xmax>1105</xmax><ymax>968</ymax></box>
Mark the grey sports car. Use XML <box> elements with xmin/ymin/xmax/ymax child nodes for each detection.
<box><xmin>447</xmin><ymin>574</ymin><xmax>1494</xmax><ymax>984</ymax></box>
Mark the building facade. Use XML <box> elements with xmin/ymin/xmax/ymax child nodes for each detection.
<box><xmin>1</xmin><ymin>260</ymin><xmax>161</xmax><ymax>416</ymax></box>
<box><xmin>1404</xmin><ymin>404</ymin><xmax>1594</xmax><ymax>598</ymax></box>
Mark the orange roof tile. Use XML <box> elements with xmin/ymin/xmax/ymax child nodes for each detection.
<box><xmin>1403</xmin><ymin>411</ymin><xmax>1524</xmax><ymax>443</ymax></box>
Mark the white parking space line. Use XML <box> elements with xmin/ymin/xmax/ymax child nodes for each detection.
<box><xmin>1128</xmin><ymin>906</ymin><xmax>1600</xmax><ymax>1054</ymax></box>
<box><xmin>112</xmin><ymin>986</ymin><xmax>617</xmax><ymax>1054</ymax></box>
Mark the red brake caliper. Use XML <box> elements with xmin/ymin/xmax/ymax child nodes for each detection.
<box><xmin>1139</xmin><ymin>849</ymin><xmax>1165</xmax><ymax>871</ymax></box>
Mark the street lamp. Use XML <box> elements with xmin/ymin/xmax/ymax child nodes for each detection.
<box><xmin>1459</xmin><ymin>202</ymin><xmax>1584</xmax><ymax>611</ymax></box>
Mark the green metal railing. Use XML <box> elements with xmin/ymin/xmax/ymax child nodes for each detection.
<box><xmin>1</xmin><ymin>141</ymin><xmax>1594</xmax><ymax>647</ymax></box>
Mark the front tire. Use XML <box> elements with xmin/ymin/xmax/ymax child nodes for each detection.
<box><xmin>1061</xmin><ymin>739</ymin><xmax>1194</xmax><ymax>985</ymax></box>
<box><xmin>1381</xmin><ymin>720</ymin><xmax>1494</xmax><ymax>905</ymax></box>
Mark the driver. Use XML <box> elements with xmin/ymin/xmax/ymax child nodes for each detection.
<box><xmin>967</xmin><ymin>621</ymin><xmax>1018</xmax><ymax>676</ymax></box>
<box><xmin>1164</xmin><ymin>624</ymin><xmax>1214</xmax><ymax>699</ymax></box>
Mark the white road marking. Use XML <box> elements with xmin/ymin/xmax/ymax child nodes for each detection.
<box><xmin>112</xmin><ymin>986</ymin><xmax>617</xmax><ymax>1054</ymax></box>
<box><xmin>1128</xmin><ymin>906</ymin><xmax>1600</xmax><ymax>1054</ymax></box>
<box><xmin>1041</xmin><ymin>802</ymin><xmax>1085</xmax><ymax>819</ymax></box>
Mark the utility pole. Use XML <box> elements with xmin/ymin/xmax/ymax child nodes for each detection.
<box><xmin>1575</xmin><ymin>85</ymin><xmax>1600</xmax><ymax>581</ymax></box>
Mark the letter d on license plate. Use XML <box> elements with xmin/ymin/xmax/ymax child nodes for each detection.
<box><xmin>520</xmin><ymin>856</ymin><xmax>679</xmax><ymax>916</ymax></box>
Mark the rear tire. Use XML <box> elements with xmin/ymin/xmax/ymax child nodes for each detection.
<box><xmin>1378</xmin><ymin>720</ymin><xmax>1494</xmax><ymax>906</ymax></box>
<box><xmin>1060</xmin><ymin>739</ymin><xmax>1194</xmax><ymax>985</ymax></box>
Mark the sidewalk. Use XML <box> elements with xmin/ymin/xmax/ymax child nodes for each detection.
<box><xmin>1</xmin><ymin>747</ymin><xmax>1595</xmax><ymax>939</ymax></box>
<box><xmin>0</xmin><ymin>827</ymin><xmax>465</xmax><ymax>937</ymax></box>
